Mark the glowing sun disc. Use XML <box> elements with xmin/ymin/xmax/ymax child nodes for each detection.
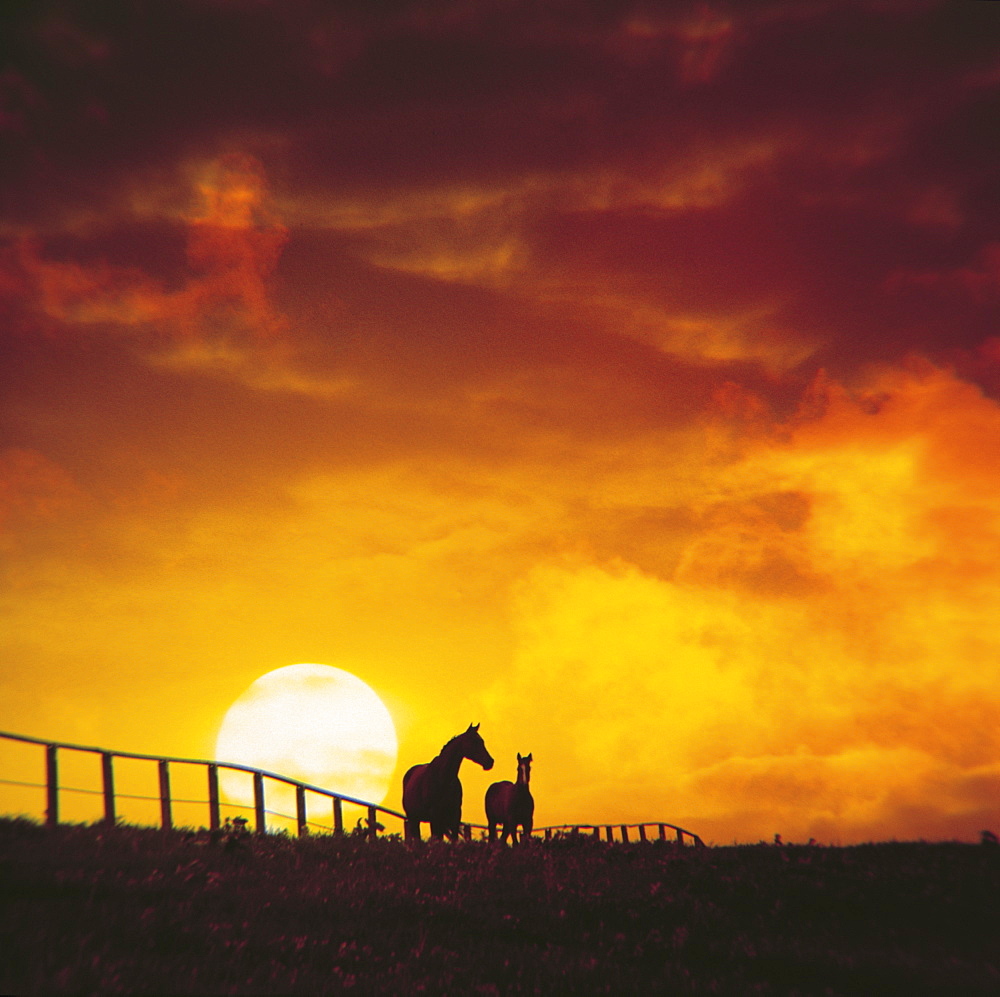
<box><xmin>215</xmin><ymin>664</ymin><xmax>398</xmax><ymax>816</ymax></box>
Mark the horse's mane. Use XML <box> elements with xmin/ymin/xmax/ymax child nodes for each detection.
<box><xmin>440</xmin><ymin>732</ymin><xmax>464</xmax><ymax>753</ymax></box>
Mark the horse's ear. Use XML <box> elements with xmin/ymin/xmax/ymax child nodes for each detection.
<box><xmin>469</xmin><ymin>723</ymin><xmax>479</xmax><ymax>732</ymax></box>
<box><xmin>526</xmin><ymin>753</ymin><xmax>532</xmax><ymax>762</ymax></box>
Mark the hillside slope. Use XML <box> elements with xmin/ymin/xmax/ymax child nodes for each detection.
<box><xmin>1</xmin><ymin>818</ymin><xmax>997</xmax><ymax>994</ymax></box>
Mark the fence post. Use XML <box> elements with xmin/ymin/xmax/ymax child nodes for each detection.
<box><xmin>676</xmin><ymin>827</ymin><xmax>684</xmax><ymax>846</ymax></box>
<box><xmin>207</xmin><ymin>765</ymin><xmax>220</xmax><ymax>831</ymax></box>
<box><xmin>158</xmin><ymin>760</ymin><xmax>172</xmax><ymax>830</ymax></box>
<box><xmin>296</xmin><ymin>785</ymin><xmax>307</xmax><ymax>837</ymax></box>
<box><xmin>333</xmin><ymin>797</ymin><xmax>344</xmax><ymax>835</ymax></box>
<box><xmin>253</xmin><ymin>772</ymin><xmax>265</xmax><ymax>833</ymax></box>
<box><xmin>45</xmin><ymin>744</ymin><xmax>59</xmax><ymax>827</ymax></box>
<box><xmin>621</xmin><ymin>825</ymin><xmax>630</xmax><ymax>843</ymax></box>
<box><xmin>367</xmin><ymin>805</ymin><xmax>378</xmax><ymax>840</ymax></box>
<box><xmin>658</xmin><ymin>823</ymin><xmax>666</xmax><ymax>841</ymax></box>
<box><xmin>638</xmin><ymin>824</ymin><xmax>647</xmax><ymax>842</ymax></box>
<box><xmin>102</xmin><ymin>752</ymin><xmax>116</xmax><ymax>826</ymax></box>
<box><xmin>605</xmin><ymin>825</ymin><xmax>613</xmax><ymax>842</ymax></box>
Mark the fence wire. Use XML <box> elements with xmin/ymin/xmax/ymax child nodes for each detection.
<box><xmin>1</xmin><ymin>731</ymin><xmax>703</xmax><ymax>845</ymax></box>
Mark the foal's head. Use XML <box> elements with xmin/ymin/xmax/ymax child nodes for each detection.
<box><xmin>460</xmin><ymin>723</ymin><xmax>494</xmax><ymax>771</ymax></box>
<box><xmin>516</xmin><ymin>752</ymin><xmax>532</xmax><ymax>784</ymax></box>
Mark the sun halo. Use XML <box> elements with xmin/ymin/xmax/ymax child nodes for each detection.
<box><xmin>214</xmin><ymin>663</ymin><xmax>399</xmax><ymax>823</ymax></box>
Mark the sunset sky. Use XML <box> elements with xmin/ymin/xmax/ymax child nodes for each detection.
<box><xmin>3</xmin><ymin>0</ymin><xmax>1000</xmax><ymax>844</ymax></box>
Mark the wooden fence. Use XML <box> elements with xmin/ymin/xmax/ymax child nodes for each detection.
<box><xmin>0</xmin><ymin>730</ymin><xmax>702</xmax><ymax>846</ymax></box>
<box><xmin>533</xmin><ymin>823</ymin><xmax>704</xmax><ymax>847</ymax></box>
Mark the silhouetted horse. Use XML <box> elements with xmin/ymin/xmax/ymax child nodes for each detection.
<box><xmin>486</xmin><ymin>752</ymin><xmax>534</xmax><ymax>844</ymax></box>
<box><xmin>402</xmin><ymin>724</ymin><xmax>494</xmax><ymax>840</ymax></box>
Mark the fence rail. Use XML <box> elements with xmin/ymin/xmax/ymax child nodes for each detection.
<box><xmin>0</xmin><ymin>729</ymin><xmax>402</xmax><ymax>840</ymax></box>
<box><xmin>0</xmin><ymin>730</ymin><xmax>702</xmax><ymax>846</ymax></box>
<box><xmin>532</xmin><ymin>823</ymin><xmax>704</xmax><ymax>847</ymax></box>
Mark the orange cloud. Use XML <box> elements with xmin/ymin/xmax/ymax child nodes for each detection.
<box><xmin>481</xmin><ymin>360</ymin><xmax>1000</xmax><ymax>842</ymax></box>
<box><xmin>181</xmin><ymin>154</ymin><xmax>289</xmax><ymax>338</ymax></box>
<box><xmin>5</xmin><ymin>154</ymin><xmax>288</xmax><ymax>351</ymax></box>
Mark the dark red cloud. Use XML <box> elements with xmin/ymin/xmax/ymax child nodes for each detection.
<box><xmin>2</xmin><ymin>0</ymin><xmax>998</xmax><ymax>515</ymax></box>
<box><xmin>2</xmin><ymin>2</ymin><xmax>995</xmax><ymax>205</ymax></box>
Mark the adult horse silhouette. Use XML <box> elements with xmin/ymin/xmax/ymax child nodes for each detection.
<box><xmin>485</xmin><ymin>752</ymin><xmax>534</xmax><ymax>844</ymax></box>
<box><xmin>402</xmin><ymin>724</ymin><xmax>494</xmax><ymax>840</ymax></box>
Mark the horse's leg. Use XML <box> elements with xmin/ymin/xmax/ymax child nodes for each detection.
<box><xmin>405</xmin><ymin>818</ymin><xmax>421</xmax><ymax>841</ymax></box>
<box><xmin>442</xmin><ymin>785</ymin><xmax>462</xmax><ymax>842</ymax></box>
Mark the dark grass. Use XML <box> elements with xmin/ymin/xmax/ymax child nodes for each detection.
<box><xmin>1</xmin><ymin>818</ymin><xmax>998</xmax><ymax>995</ymax></box>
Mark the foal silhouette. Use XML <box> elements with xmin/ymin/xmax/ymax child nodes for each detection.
<box><xmin>402</xmin><ymin>724</ymin><xmax>494</xmax><ymax>840</ymax></box>
<box><xmin>486</xmin><ymin>752</ymin><xmax>534</xmax><ymax>844</ymax></box>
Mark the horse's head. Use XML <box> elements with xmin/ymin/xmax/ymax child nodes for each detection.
<box><xmin>463</xmin><ymin>723</ymin><xmax>494</xmax><ymax>770</ymax></box>
<box><xmin>517</xmin><ymin>752</ymin><xmax>532</xmax><ymax>784</ymax></box>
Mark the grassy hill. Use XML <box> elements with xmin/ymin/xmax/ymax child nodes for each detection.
<box><xmin>1</xmin><ymin>817</ymin><xmax>997</xmax><ymax>994</ymax></box>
